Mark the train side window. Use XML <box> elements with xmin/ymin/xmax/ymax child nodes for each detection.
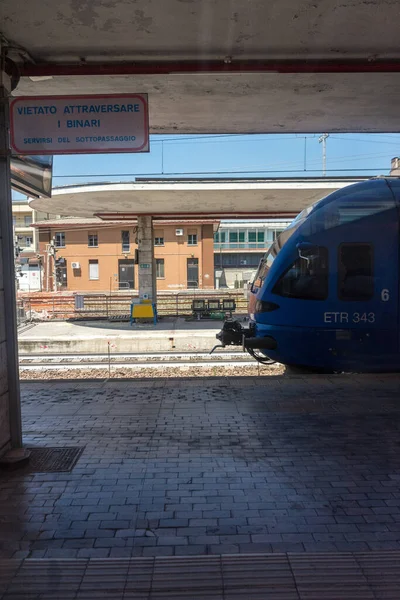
<box><xmin>338</xmin><ymin>244</ymin><xmax>374</xmax><ymax>301</ymax></box>
<box><xmin>272</xmin><ymin>246</ymin><xmax>329</xmax><ymax>300</ymax></box>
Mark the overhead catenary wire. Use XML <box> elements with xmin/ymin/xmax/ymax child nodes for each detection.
<box><xmin>140</xmin><ymin>133</ymin><xmax>400</xmax><ymax>146</ymax></box>
<box><xmin>52</xmin><ymin>167</ymin><xmax>391</xmax><ymax>179</ymax></box>
<box><xmin>151</xmin><ymin>134</ymin><xmax>307</xmax><ymax>145</ymax></box>
<box><xmin>201</xmin><ymin>149</ymin><xmax>399</xmax><ymax>173</ymax></box>
<box><xmin>330</xmin><ymin>135</ymin><xmax>400</xmax><ymax>146</ymax></box>
<box><xmin>52</xmin><ymin>149</ymin><xmax>396</xmax><ymax>179</ymax></box>
<box><xmin>51</xmin><ymin>142</ymin><xmax>397</xmax><ymax>180</ymax></box>
<box><xmin>29</xmin><ymin>134</ymin><xmax>398</xmax><ymax>189</ymax></box>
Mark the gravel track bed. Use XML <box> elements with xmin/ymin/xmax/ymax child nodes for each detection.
<box><xmin>20</xmin><ymin>363</ymin><xmax>285</xmax><ymax>379</ymax></box>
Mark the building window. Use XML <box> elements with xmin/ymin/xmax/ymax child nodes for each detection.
<box><xmin>89</xmin><ymin>260</ymin><xmax>99</xmax><ymax>280</ymax></box>
<box><xmin>229</xmin><ymin>231</ymin><xmax>238</xmax><ymax>244</ymax></box>
<box><xmin>154</xmin><ymin>235</ymin><xmax>164</xmax><ymax>246</ymax></box>
<box><xmin>121</xmin><ymin>230</ymin><xmax>130</xmax><ymax>253</ymax></box>
<box><xmin>223</xmin><ymin>254</ymin><xmax>238</xmax><ymax>266</ymax></box>
<box><xmin>188</xmin><ymin>233</ymin><xmax>198</xmax><ymax>246</ymax></box>
<box><xmin>247</xmin><ymin>231</ymin><xmax>257</xmax><ymax>244</ymax></box>
<box><xmin>156</xmin><ymin>258</ymin><xmax>165</xmax><ymax>278</ymax></box>
<box><xmin>24</xmin><ymin>215</ymin><xmax>33</xmax><ymax>226</ymax></box>
<box><xmin>214</xmin><ymin>253</ymin><xmax>263</xmax><ymax>268</ymax></box>
<box><xmin>214</xmin><ymin>231</ymin><xmax>226</xmax><ymax>248</ymax></box>
<box><xmin>12</xmin><ymin>216</ymin><xmax>16</xmax><ymax>227</ymax></box>
<box><xmin>257</xmin><ymin>231</ymin><xmax>265</xmax><ymax>243</ymax></box>
<box><xmin>239</xmin><ymin>253</ymin><xmax>264</xmax><ymax>267</ymax></box>
<box><xmin>25</xmin><ymin>236</ymin><xmax>33</xmax><ymax>247</ymax></box>
<box><xmin>54</xmin><ymin>232</ymin><xmax>65</xmax><ymax>248</ymax></box>
<box><xmin>338</xmin><ymin>244</ymin><xmax>373</xmax><ymax>301</ymax></box>
<box><xmin>88</xmin><ymin>233</ymin><xmax>98</xmax><ymax>247</ymax></box>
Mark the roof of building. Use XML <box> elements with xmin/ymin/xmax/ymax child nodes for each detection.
<box><xmin>29</xmin><ymin>178</ymin><xmax>371</xmax><ymax>220</ymax></box>
<box><xmin>33</xmin><ymin>216</ymin><xmax>221</xmax><ymax>228</ymax></box>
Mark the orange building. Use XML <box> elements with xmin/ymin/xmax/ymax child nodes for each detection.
<box><xmin>34</xmin><ymin>217</ymin><xmax>218</xmax><ymax>292</ymax></box>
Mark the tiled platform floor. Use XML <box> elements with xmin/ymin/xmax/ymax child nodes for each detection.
<box><xmin>1</xmin><ymin>552</ymin><xmax>400</xmax><ymax>599</ymax></box>
<box><xmin>2</xmin><ymin>374</ymin><xmax>400</xmax><ymax>559</ymax></box>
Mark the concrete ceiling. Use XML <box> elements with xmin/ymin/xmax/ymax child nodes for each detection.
<box><xmin>4</xmin><ymin>0</ymin><xmax>400</xmax><ymax>133</ymax></box>
<box><xmin>29</xmin><ymin>178</ymin><xmax>367</xmax><ymax>219</ymax></box>
<box><xmin>13</xmin><ymin>73</ymin><xmax>400</xmax><ymax>134</ymax></box>
<box><xmin>2</xmin><ymin>0</ymin><xmax>399</xmax><ymax>62</ymax></box>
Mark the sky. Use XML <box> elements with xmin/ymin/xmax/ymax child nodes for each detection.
<box><xmin>12</xmin><ymin>132</ymin><xmax>400</xmax><ymax>198</ymax></box>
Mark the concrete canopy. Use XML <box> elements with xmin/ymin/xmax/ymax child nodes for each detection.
<box><xmin>29</xmin><ymin>178</ymin><xmax>368</xmax><ymax>219</ymax></box>
<box><xmin>4</xmin><ymin>0</ymin><xmax>400</xmax><ymax>133</ymax></box>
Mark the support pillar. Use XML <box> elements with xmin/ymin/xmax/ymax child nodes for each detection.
<box><xmin>0</xmin><ymin>64</ymin><xmax>22</xmax><ymax>454</ymax></box>
<box><xmin>137</xmin><ymin>216</ymin><xmax>156</xmax><ymax>303</ymax></box>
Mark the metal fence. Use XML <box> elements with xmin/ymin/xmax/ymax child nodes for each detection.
<box><xmin>18</xmin><ymin>289</ymin><xmax>249</xmax><ymax>321</ymax></box>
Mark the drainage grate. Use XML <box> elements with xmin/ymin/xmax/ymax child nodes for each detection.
<box><xmin>26</xmin><ymin>447</ymin><xmax>85</xmax><ymax>472</ymax></box>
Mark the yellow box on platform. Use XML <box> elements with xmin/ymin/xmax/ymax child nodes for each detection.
<box><xmin>131</xmin><ymin>303</ymin><xmax>154</xmax><ymax>319</ymax></box>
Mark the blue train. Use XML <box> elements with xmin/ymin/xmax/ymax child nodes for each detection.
<box><xmin>215</xmin><ymin>178</ymin><xmax>400</xmax><ymax>372</ymax></box>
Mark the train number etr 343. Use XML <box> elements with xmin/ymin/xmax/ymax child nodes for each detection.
<box><xmin>324</xmin><ymin>312</ymin><xmax>375</xmax><ymax>324</ymax></box>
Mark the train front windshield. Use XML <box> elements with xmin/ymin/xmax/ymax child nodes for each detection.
<box><xmin>253</xmin><ymin>243</ymin><xmax>279</xmax><ymax>287</ymax></box>
<box><xmin>252</xmin><ymin>201</ymin><xmax>319</xmax><ymax>288</ymax></box>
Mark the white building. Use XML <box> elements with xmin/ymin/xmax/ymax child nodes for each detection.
<box><xmin>12</xmin><ymin>199</ymin><xmax>58</xmax><ymax>292</ymax></box>
<box><xmin>214</xmin><ymin>219</ymin><xmax>292</xmax><ymax>288</ymax></box>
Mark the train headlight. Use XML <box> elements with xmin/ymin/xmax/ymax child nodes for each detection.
<box><xmin>255</xmin><ymin>300</ymin><xmax>280</xmax><ymax>313</ymax></box>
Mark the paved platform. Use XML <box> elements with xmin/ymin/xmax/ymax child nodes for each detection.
<box><xmin>1</xmin><ymin>552</ymin><xmax>400</xmax><ymax>599</ymax></box>
<box><xmin>2</xmin><ymin>373</ymin><xmax>400</xmax><ymax>562</ymax></box>
<box><xmin>18</xmin><ymin>318</ymin><xmax>223</xmax><ymax>354</ymax></box>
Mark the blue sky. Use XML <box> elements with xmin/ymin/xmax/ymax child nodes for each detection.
<box><xmin>12</xmin><ymin>133</ymin><xmax>400</xmax><ymax>198</ymax></box>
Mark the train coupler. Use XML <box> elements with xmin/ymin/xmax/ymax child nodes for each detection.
<box><xmin>212</xmin><ymin>319</ymin><xmax>249</xmax><ymax>351</ymax></box>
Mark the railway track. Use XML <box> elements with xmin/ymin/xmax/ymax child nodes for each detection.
<box><xmin>18</xmin><ymin>351</ymin><xmax>258</xmax><ymax>371</ymax></box>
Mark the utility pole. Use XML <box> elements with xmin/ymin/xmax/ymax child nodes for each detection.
<box><xmin>318</xmin><ymin>133</ymin><xmax>329</xmax><ymax>176</ymax></box>
<box><xmin>45</xmin><ymin>244</ymin><xmax>50</xmax><ymax>292</ymax></box>
<box><xmin>49</xmin><ymin>237</ymin><xmax>57</xmax><ymax>292</ymax></box>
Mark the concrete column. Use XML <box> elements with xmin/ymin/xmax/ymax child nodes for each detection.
<box><xmin>0</xmin><ymin>68</ymin><xmax>22</xmax><ymax>454</ymax></box>
<box><xmin>137</xmin><ymin>216</ymin><xmax>156</xmax><ymax>302</ymax></box>
<box><xmin>201</xmin><ymin>224</ymin><xmax>215</xmax><ymax>289</ymax></box>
